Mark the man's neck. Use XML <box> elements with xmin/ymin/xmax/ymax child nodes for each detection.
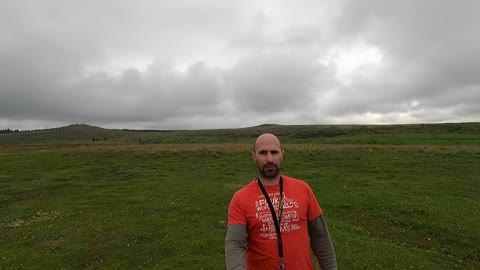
<box><xmin>258</xmin><ymin>175</ymin><xmax>281</xmax><ymax>186</ymax></box>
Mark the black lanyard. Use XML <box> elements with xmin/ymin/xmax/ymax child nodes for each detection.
<box><xmin>257</xmin><ymin>176</ymin><xmax>285</xmax><ymax>260</ymax></box>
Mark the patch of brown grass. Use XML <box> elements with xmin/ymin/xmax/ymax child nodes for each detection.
<box><xmin>5</xmin><ymin>211</ymin><xmax>61</xmax><ymax>228</ymax></box>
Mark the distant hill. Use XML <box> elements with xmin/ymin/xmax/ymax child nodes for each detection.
<box><xmin>0</xmin><ymin>122</ymin><xmax>479</xmax><ymax>146</ymax></box>
<box><xmin>53</xmin><ymin>124</ymin><xmax>107</xmax><ymax>132</ymax></box>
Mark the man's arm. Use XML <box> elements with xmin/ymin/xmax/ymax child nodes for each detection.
<box><xmin>225</xmin><ymin>224</ymin><xmax>248</xmax><ymax>270</ymax></box>
<box><xmin>308</xmin><ymin>214</ymin><xmax>337</xmax><ymax>270</ymax></box>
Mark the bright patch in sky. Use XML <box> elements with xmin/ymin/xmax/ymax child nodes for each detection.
<box><xmin>83</xmin><ymin>58</ymin><xmax>152</xmax><ymax>78</ymax></box>
<box><xmin>322</xmin><ymin>42</ymin><xmax>384</xmax><ymax>84</ymax></box>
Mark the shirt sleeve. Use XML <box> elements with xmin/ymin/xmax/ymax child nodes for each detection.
<box><xmin>305</xmin><ymin>182</ymin><xmax>323</xmax><ymax>221</ymax></box>
<box><xmin>228</xmin><ymin>192</ymin><xmax>247</xmax><ymax>225</ymax></box>
<box><xmin>225</xmin><ymin>224</ymin><xmax>248</xmax><ymax>270</ymax></box>
<box><xmin>308</xmin><ymin>214</ymin><xmax>337</xmax><ymax>270</ymax></box>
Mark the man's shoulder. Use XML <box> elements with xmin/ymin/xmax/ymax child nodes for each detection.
<box><xmin>233</xmin><ymin>179</ymin><xmax>258</xmax><ymax>196</ymax></box>
<box><xmin>230</xmin><ymin>180</ymin><xmax>262</xmax><ymax>208</ymax></box>
<box><xmin>282</xmin><ymin>175</ymin><xmax>308</xmax><ymax>185</ymax></box>
<box><xmin>282</xmin><ymin>175</ymin><xmax>314</xmax><ymax>192</ymax></box>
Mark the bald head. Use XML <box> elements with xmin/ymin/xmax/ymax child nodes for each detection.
<box><xmin>253</xmin><ymin>133</ymin><xmax>282</xmax><ymax>152</ymax></box>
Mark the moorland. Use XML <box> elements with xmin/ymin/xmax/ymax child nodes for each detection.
<box><xmin>1</xmin><ymin>123</ymin><xmax>479</xmax><ymax>269</ymax></box>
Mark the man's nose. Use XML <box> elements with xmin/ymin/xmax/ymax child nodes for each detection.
<box><xmin>266</xmin><ymin>152</ymin><xmax>273</xmax><ymax>162</ymax></box>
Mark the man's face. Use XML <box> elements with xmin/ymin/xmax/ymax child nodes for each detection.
<box><xmin>253</xmin><ymin>137</ymin><xmax>284</xmax><ymax>179</ymax></box>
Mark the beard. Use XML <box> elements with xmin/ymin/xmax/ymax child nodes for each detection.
<box><xmin>258</xmin><ymin>163</ymin><xmax>281</xmax><ymax>179</ymax></box>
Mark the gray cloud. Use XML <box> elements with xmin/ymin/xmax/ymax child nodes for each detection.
<box><xmin>0</xmin><ymin>0</ymin><xmax>479</xmax><ymax>130</ymax></box>
<box><xmin>227</xmin><ymin>52</ymin><xmax>330</xmax><ymax>113</ymax></box>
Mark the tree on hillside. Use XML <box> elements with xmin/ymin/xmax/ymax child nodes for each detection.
<box><xmin>0</xmin><ymin>129</ymin><xmax>20</xmax><ymax>134</ymax></box>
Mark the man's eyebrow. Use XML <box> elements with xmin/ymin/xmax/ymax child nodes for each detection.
<box><xmin>258</xmin><ymin>149</ymin><xmax>280</xmax><ymax>153</ymax></box>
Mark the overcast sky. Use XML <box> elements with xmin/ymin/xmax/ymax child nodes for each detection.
<box><xmin>1</xmin><ymin>0</ymin><xmax>479</xmax><ymax>130</ymax></box>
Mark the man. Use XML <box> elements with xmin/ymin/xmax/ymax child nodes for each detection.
<box><xmin>225</xmin><ymin>133</ymin><xmax>337</xmax><ymax>270</ymax></box>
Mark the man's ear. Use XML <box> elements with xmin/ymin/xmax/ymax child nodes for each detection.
<box><xmin>252</xmin><ymin>151</ymin><xmax>256</xmax><ymax>161</ymax></box>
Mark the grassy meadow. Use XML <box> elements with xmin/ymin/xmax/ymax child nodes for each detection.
<box><xmin>1</xmin><ymin>143</ymin><xmax>479</xmax><ymax>269</ymax></box>
<box><xmin>1</xmin><ymin>122</ymin><xmax>480</xmax><ymax>146</ymax></box>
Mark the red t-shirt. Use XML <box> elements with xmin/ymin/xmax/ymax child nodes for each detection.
<box><xmin>228</xmin><ymin>175</ymin><xmax>322</xmax><ymax>270</ymax></box>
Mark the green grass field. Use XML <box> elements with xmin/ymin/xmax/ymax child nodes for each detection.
<box><xmin>2</xmin><ymin>122</ymin><xmax>480</xmax><ymax>146</ymax></box>
<box><xmin>1</xmin><ymin>144</ymin><xmax>479</xmax><ymax>269</ymax></box>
